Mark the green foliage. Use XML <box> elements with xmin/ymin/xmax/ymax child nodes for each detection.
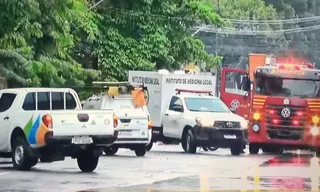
<box><xmin>0</xmin><ymin>0</ymin><xmax>100</xmax><ymax>87</ymax></box>
<box><xmin>0</xmin><ymin>0</ymin><xmax>222</xmax><ymax>86</ymax></box>
<box><xmin>94</xmin><ymin>0</ymin><xmax>222</xmax><ymax>80</ymax></box>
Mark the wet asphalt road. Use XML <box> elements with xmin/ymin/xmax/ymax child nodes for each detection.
<box><xmin>0</xmin><ymin>144</ymin><xmax>319</xmax><ymax>192</ymax></box>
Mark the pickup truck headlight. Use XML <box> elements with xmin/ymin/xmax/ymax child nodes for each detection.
<box><xmin>240</xmin><ymin>120</ymin><xmax>248</xmax><ymax>130</ymax></box>
<box><xmin>195</xmin><ymin>119</ymin><xmax>214</xmax><ymax>127</ymax></box>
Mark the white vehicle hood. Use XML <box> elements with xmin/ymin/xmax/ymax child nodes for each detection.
<box><xmin>193</xmin><ymin>112</ymin><xmax>245</xmax><ymax>122</ymax></box>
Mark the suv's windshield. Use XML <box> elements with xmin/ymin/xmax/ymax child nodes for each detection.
<box><xmin>184</xmin><ymin>97</ymin><xmax>230</xmax><ymax>112</ymax></box>
<box><xmin>255</xmin><ymin>77</ymin><xmax>320</xmax><ymax>98</ymax></box>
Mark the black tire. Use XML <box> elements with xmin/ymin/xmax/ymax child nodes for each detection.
<box><xmin>135</xmin><ymin>145</ymin><xmax>147</xmax><ymax>156</ymax></box>
<box><xmin>182</xmin><ymin>129</ymin><xmax>197</xmax><ymax>154</ymax></box>
<box><xmin>249</xmin><ymin>144</ymin><xmax>260</xmax><ymax>154</ymax></box>
<box><xmin>231</xmin><ymin>144</ymin><xmax>242</xmax><ymax>156</ymax></box>
<box><xmin>208</xmin><ymin>147</ymin><xmax>219</xmax><ymax>151</ymax></box>
<box><xmin>104</xmin><ymin>146</ymin><xmax>118</xmax><ymax>156</ymax></box>
<box><xmin>77</xmin><ymin>150</ymin><xmax>99</xmax><ymax>172</ymax></box>
<box><xmin>40</xmin><ymin>156</ymin><xmax>52</xmax><ymax>163</ymax></box>
<box><xmin>262</xmin><ymin>146</ymin><xmax>283</xmax><ymax>154</ymax></box>
<box><xmin>146</xmin><ymin>141</ymin><xmax>153</xmax><ymax>151</ymax></box>
<box><xmin>316</xmin><ymin>149</ymin><xmax>320</xmax><ymax>156</ymax></box>
<box><xmin>202</xmin><ymin>147</ymin><xmax>209</xmax><ymax>151</ymax></box>
<box><xmin>12</xmin><ymin>137</ymin><xmax>37</xmax><ymax>171</ymax></box>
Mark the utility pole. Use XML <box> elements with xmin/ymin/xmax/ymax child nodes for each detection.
<box><xmin>216</xmin><ymin>0</ymin><xmax>220</xmax><ymax>14</ymax></box>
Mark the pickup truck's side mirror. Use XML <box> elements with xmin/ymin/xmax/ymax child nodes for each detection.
<box><xmin>230</xmin><ymin>108</ymin><xmax>236</xmax><ymax>114</ymax></box>
<box><xmin>173</xmin><ymin>105</ymin><xmax>184</xmax><ymax>112</ymax></box>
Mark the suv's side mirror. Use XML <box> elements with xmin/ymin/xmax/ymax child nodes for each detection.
<box><xmin>173</xmin><ymin>105</ymin><xmax>184</xmax><ymax>112</ymax></box>
<box><xmin>230</xmin><ymin>108</ymin><xmax>236</xmax><ymax>113</ymax></box>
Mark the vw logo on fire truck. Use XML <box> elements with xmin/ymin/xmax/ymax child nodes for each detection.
<box><xmin>281</xmin><ymin>107</ymin><xmax>291</xmax><ymax>118</ymax></box>
<box><xmin>231</xmin><ymin>99</ymin><xmax>240</xmax><ymax>109</ymax></box>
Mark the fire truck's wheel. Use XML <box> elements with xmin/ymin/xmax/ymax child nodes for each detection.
<box><xmin>182</xmin><ymin>129</ymin><xmax>197</xmax><ymax>154</ymax></box>
<box><xmin>77</xmin><ymin>150</ymin><xmax>99</xmax><ymax>172</ymax></box>
<box><xmin>12</xmin><ymin>137</ymin><xmax>37</xmax><ymax>171</ymax></box>
<box><xmin>104</xmin><ymin>146</ymin><xmax>118</xmax><ymax>156</ymax></box>
<box><xmin>231</xmin><ymin>144</ymin><xmax>242</xmax><ymax>156</ymax></box>
<box><xmin>315</xmin><ymin>149</ymin><xmax>320</xmax><ymax>156</ymax></box>
<box><xmin>146</xmin><ymin>141</ymin><xmax>153</xmax><ymax>151</ymax></box>
<box><xmin>249</xmin><ymin>144</ymin><xmax>260</xmax><ymax>154</ymax></box>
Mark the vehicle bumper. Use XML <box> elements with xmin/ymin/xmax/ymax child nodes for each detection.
<box><xmin>249</xmin><ymin>127</ymin><xmax>320</xmax><ymax>149</ymax></box>
<box><xmin>45</xmin><ymin>133</ymin><xmax>117</xmax><ymax>147</ymax></box>
<box><xmin>193</xmin><ymin>125</ymin><xmax>247</xmax><ymax>148</ymax></box>
<box><xmin>113</xmin><ymin>137</ymin><xmax>149</xmax><ymax>145</ymax></box>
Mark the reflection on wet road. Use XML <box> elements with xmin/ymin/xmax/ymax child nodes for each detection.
<box><xmin>0</xmin><ymin>145</ymin><xmax>319</xmax><ymax>192</ymax></box>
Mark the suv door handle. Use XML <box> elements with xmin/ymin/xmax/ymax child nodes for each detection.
<box><xmin>164</xmin><ymin>113</ymin><xmax>169</xmax><ymax>116</ymax></box>
<box><xmin>4</xmin><ymin>116</ymin><xmax>9</xmax><ymax>120</ymax></box>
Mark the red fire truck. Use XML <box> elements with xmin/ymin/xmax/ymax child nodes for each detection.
<box><xmin>220</xmin><ymin>53</ymin><xmax>320</xmax><ymax>154</ymax></box>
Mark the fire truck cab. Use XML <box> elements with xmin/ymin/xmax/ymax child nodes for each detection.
<box><xmin>220</xmin><ymin>54</ymin><xmax>320</xmax><ymax>154</ymax></box>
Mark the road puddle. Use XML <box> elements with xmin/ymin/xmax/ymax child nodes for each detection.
<box><xmin>260</xmin><ymin>154</ymin><xmax>315</xmax><ymax>167</ymax></box>
<box><xmin>77</xmin><ymin>153</ymin><xmax>320</xmax><ymax>192</ymax></box>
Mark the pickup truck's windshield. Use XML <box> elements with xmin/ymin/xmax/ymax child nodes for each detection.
<box><xmin>184</xmin><ymin>97</ymin><xmax>230</xmax><ymax>112</ymax></box>
<box><xmin>255</xmin><ymin>77</ymin><xmax>320</xmax><ymax>98</ymax></box>
<box><xmin>102</xmin><ymin>98</ymin><xmax>136</xmax><ymax>110</ymax></box>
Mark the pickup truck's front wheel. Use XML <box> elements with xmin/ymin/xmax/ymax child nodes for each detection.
<box><xmin>230</xmin><ymin>144</ymin><xmax>242</xmax><ymax>156</ymax></box>
<box><xmin>182</xmin><ymin>129</ymin><xmax>197</xmax><ymax>154</ymax></box>
<box><xmin>12</xmin><ymin>137</ymin><xmax>38</xmax><ymax>171</ymax></box>
<box><xmin>77</xmin><ymin>150</ymin><xmax>99</xmax><ymax>172</ymax></box>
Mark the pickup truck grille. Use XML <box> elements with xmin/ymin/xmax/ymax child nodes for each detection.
<box><xmin>214</xmin><ymin>121</ymin><xmax>240</xmax><ymax>128</ymax></box>
<box><xmin>266</xmin><ymin>105</ymin><xmax>306</xmax><ymax>140</ymax></box>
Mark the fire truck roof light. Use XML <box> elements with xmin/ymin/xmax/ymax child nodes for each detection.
<box><xmin>175</xmin><ymin>89</ymin><xmax>212</xmax><ymax>94</ymax></box>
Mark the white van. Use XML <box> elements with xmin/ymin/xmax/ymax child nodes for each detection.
<box><xmin>82</xmin><ymin>82</ymin><xmax>152</xmax><ymax>156</ymax></box>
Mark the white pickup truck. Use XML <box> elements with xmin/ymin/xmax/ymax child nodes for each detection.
<box><xmin>82</xmin><ymin>82</ymin><xmax>152</xmax><ymax>156</ymax></box>
<box><xmin>0</xmin><ymin>88</ymin><xmax>118</xmax><ymax>172</ymax></box>
<box><xmin>128</xmin><ymin>70</ymin><xmax>248</xmax><ymax>155</ymax></box>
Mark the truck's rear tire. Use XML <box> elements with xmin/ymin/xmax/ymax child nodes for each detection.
<box><xmin>249</xmin><ymin>144</ymin><xmax>260</xmax><ymax>154</ymax></box>
<box><xmin>104</xmin><ymin>146</ymin><xmax>118</xmax><ymax>156</ymax></box>
<box><xmin>77</xmin><ymin>150</ymin><xmax>99</xmax><ymax>172</ymax></box>
<box><xmin>231</xmin><ymin>144</ymin><xmax>242</xmax><ymax>156</ymax></box>
<box><xmin>182</xmin><ymin>129</ymin><xmax>197</xmax><ymax>154</ymax></box>
<box><xmin>135</xmin><ymin>145</ymin><xmax>147</xmax><ymax>156</ymax></box>
<box><xmin>146</xmin><ymin>141</ymin><xmax>153</xmax><ymax>151</ymax></box>
<box><xmin>12</xmin><ymin>137</ymin><xmax>38</xmax><ymax>171</ymax></box>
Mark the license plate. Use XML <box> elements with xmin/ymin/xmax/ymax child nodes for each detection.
<box><xmin>224</xmin><ymin>135</ymin><xmax>237</xmax><ymax>139</ymax></box>
<box><xmin>118</xmin><ymin>130</ymin><xmax>133</xmax><ymax>136</ymax></box>
<box><xmin>72</xmin><ymin>136</ymin><xmax>93</xmax><ymax>144</ymax></box>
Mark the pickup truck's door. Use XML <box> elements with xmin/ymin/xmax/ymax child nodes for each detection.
<box><xmin>162</xmin><ymin>109</ymin><xmax>175</xmax><ymax>137</ymax></box>
<box><xmin>220</xmin><ymin>67</ymin><xmax>250</xmax><ymax>119</ymax></box>
<box><xmin>50</xmin><ymin>110</ymin><xmax>115</xmax><ymax>136</ymax></box>
<box><xmin>162</xmin><ymin>96</ymin><xmax>184</xmax><ymax>138</ymax></box>
<box><xmin>0</xmin><ymin>93</ymin><xmax>16</xmax><ymax>151</ymax></box>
